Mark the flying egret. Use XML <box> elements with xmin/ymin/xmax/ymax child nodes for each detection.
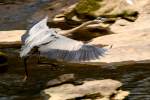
<box><xmin>20</xmin><ymin>17</ymin><xmax>107</xmax><ymax>80</ymax></box>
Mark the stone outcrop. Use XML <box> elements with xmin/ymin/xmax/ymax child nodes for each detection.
<box><xmin>54</xmin><ymin>0</ymin><xmax>141</xmax><ymax>22</ymax></box>
<box><xmin>42</xmin><ymin>79</ymin><xmax>129</xmax><ymax>100</ymax></box>
<box><xmin>89</xmin><ymin>30</ymin><xmax>150</xmax><ymax>66</ymax></box>
<box><xmin>0</xmin><ymin>30</ymin><xmax>25</xmax><ymax>48</ymax></box>
<box><xmin>46</xmin><ymin>74</ymin><xmax>77</xmax><ymax>87</ymax></box>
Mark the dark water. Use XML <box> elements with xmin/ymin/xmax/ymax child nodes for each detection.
<box><xmin>71</xmin><ymin>64</ymin><xmax>150</xmax><ymax>100</ymax></box>
<box><xmin>0</xmin><ymin>49</ymin><xmax>150</xmax><ymax>100</ymax></box>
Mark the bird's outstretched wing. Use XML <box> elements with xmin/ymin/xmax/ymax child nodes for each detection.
<box><xmin>20</xmin><ymin>17</ymin><xmax>107</xmax><ymax>62</ymax></box>
<box><xmin>20</xmin><ymin>17</ymin><xmax>58</xmax><ymax>57</ymax></box>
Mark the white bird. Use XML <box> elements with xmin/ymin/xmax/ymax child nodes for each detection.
<box><xmin>20</xmin><ymin>17</ymin><xmax>107</xmax><ymax>80</ymax></box>
<box><xmin>21</xmin><ymin>17</ymin><xmax>107</xmax><ymax>62</ymax></box>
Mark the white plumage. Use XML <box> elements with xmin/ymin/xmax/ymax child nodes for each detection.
<box><xmin>20</xmin><ymin>17</ymin><xmax>106</xmax><ymax>62</ymax></box>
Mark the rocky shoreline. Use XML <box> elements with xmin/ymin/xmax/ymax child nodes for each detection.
<box><xmin>1</xmin><ymin>0</ymin><xmax>150</xmax><ymax>100</ymax></box>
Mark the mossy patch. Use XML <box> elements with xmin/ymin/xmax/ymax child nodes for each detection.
<box><xmin>0</xmin><ymin>52</ymin><xmax>7</xmax><ymax>57</ymax></box>
<box><xmin>0</xmin><ymin>52</ymin><xmax>7</xmax><ymax>63</ymax></box>
<box><xmin>75</xmin><ymin>0</ymin><xmax>103</xmax><ymax>15</ymax></box>
<box><xmin>65</xmin><ymin>0</ymin><xmax>138</xmax><ymax>21</ymax></box>
<box><xmin>0</xmin><ymin>52</ymin><xmax>8</xmax><ymax>73</ymax></box>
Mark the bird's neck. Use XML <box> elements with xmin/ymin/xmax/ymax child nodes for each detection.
<box><xmin>59</xmin><ymin>20</ymin><xmax>99</xmax><ymax>35</ymax></box>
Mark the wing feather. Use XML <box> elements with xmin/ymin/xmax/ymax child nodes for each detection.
<box><xmin>38</xmin><ymin>36</ymin><xmax>106</xmax><ymax>62</ymax></box>
<box><xmin>20</xmin><ymin>17</ymin><xmax>56</xmax><ymax>57</ymax></box>
<box><xmin>20</xmin><ymin>16</ymin><xmax>107</xmax><ymax>62</ymax></box>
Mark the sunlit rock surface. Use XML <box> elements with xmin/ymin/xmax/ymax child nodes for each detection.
<box><xmin>55</xmin><ymin>0</ymin><xmax>142</xmax><ymax>22</ymax></box>
<box><xmin>88</xmin><ymin>1</ymin><xmax>150</xmax><ymax>66</ymax></box>
<box><xmin>42</xmin><ymin>79</ymin><xmax>129</xmax><ymax>100</ymax></box>
<box><xmin>46</xmin><ymin>73</ymin><xmax>76</xmax><ymax>87</ymax></box>
<box><xmin>0</xmin><ymin>30</ymin><xmax>25</xmax><ymax>48</ymax></box>
<box><xmin>89</xmin><ymin>31</ymin><xmax>150</xmax><ymax>66</ymax></box>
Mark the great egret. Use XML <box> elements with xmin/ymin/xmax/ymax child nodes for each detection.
<box><xmin>20</xmin><ymin>17</ymin><xmax>107</xmax><ymax>80</ymax></box>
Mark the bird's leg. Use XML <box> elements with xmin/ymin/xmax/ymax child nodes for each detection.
<box><xmin>22</xmin><ymin>46</ymin><xmax>40</xmax><ymax>82</ymax></box>
<box><xmin>22</xmin><ymin>56</ymin><xmax>29</xmax><ymax>82</ymax></box>
<box><xmin>37</xmin><ymin>51</ymin><xmax>41</xmax><ymax>64</ymax></box>
<box><xmin>31</xmin><ymin>46</ymin><xmax>41</xmax><ymax>64</ymax></box>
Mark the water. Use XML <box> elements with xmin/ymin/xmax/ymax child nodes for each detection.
<box><xmin>65</xmin><ymin>64</ymin><xmax>150</xmax><ymax>100</ymax></box>
<box><xmin>0</xmin><ymin>50</ymin><xmax>150</xmax><ymax>100</ymax></box>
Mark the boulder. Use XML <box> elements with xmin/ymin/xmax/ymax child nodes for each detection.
<box><xmin>46</xmin><ymin>74</ymin><xmax>76</xmax><ymax>87</ymax></box>
<box><xmin>110</xmin><ymin>15</ymin><xmax>150</xmax><ymax>34</ymax></box>
<box><xmin>59</xmin><ymin>0</ymin><xmax>141</xmax><ymax>22</ymax></box>
<box><xmin>41</xmin><ymin>79</ymin><xmax>129</xmax><ymax>100</ymax></box>
<box><xmin>86</xmin><ymin>2</ymin><xmax>150</xmax><ymax>66</ymax></box>
<box><xmin>89</xmin><ymin>31</ymin><xmax>150</xmax><ymax>66</ymax></box>
<box><xmin>0</xmin><ymin>30</ymin><xmax>25</xmax><ymax>48</ymax></box>
<box><xmin>103</xmin><ymin>0</ymin><xmax>150</xmax><ymax>34</ymax></box>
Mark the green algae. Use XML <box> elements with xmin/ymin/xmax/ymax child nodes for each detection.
<box><xmin>65</xmin><ymin>0</ymin><xmax>138</xmax><ymax>21</ymax></box>
<box><xmin>75</xmin><ymin>0</ymin><xmax>102</xmax><ymax>15</ymax></box>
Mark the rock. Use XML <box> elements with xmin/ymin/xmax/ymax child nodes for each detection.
<box><xmin>110</xmin><ymin>15</ymin><xmax>150</xmax><ymax>34</ymax></box>
<box><xmin>113</xmin><ymin>90</ymin><xmax>130</xmax><ymax>100</ymax></box>
<box><xmin>46</xmin><ymin>74</ymin><xmax>76</xmax><ymax>87</ymax></box>
<box><xmin>86</xmin><ymin>1</ymin><xmax>150</xmax><ymax>66</ymax></box>
<box><xmin>89</xmin><ymin>30</ymin><xmax>150</xmax><ymax>66</ymax></box>
<box><xmin>52</xmin><ymin>14</ymin><xmax>66</xmax><ymax>23</ymax></box>
<box><xmin>0</xmin><ymin>30</ymin><xmax>26</xmax><ymax>48</ymax></box>
<box><xmin>62</xmin><ymin>0</ymin><xmax>139</xmax><ymax>22</ymax></box>
<box><xmin>41</xmin><ymin>79</ymin><xmax>129</xmax><ymax>100</ymax></box>
<box><xmin>108</xmin><ymin>0</ymin><xmax>150</xmax><ymax>33</ymax></box>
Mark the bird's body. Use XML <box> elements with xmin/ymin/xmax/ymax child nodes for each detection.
<box><xmin>20</xmin><ymin>17</ymin><xmax>107</xmax><ymax>81</ymax></box>
<box><xmin>20</xmin><ymin>17</ymin><xmax>106</xmax><ymax>62</ymax></box>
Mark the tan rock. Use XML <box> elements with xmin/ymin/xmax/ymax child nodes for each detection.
<box><xmin>64</xmin><ymin>0</ymin><xmax>140</xmax><ymax>21</ymax></box>
<box><xmin>89</xmin><ymin>31</ymin><xmax>150</xmax><ymax>66</ymax></box>
<box><xmin>110</xmin><ymin>14</ymin><xmax>150</xmax><ymax>34</ymax></box>
<box><xmin>113</xmin><ymin>90</ymin><xmax>130</xmax><ymax>100</ymax></box>
<box><xmin>41</xmin><ymin>79</ymin><xmax>128</xmax><ymax>100</ymax></box>
<box><xmin>0</xmin><ymin>30</ymin><xmax>26</xmax><ymax>48</ymax></box>
<box><xmin>83</xmin><ymin>2</ymin><xmax>150</xmax><ymax>66</ymax></box>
